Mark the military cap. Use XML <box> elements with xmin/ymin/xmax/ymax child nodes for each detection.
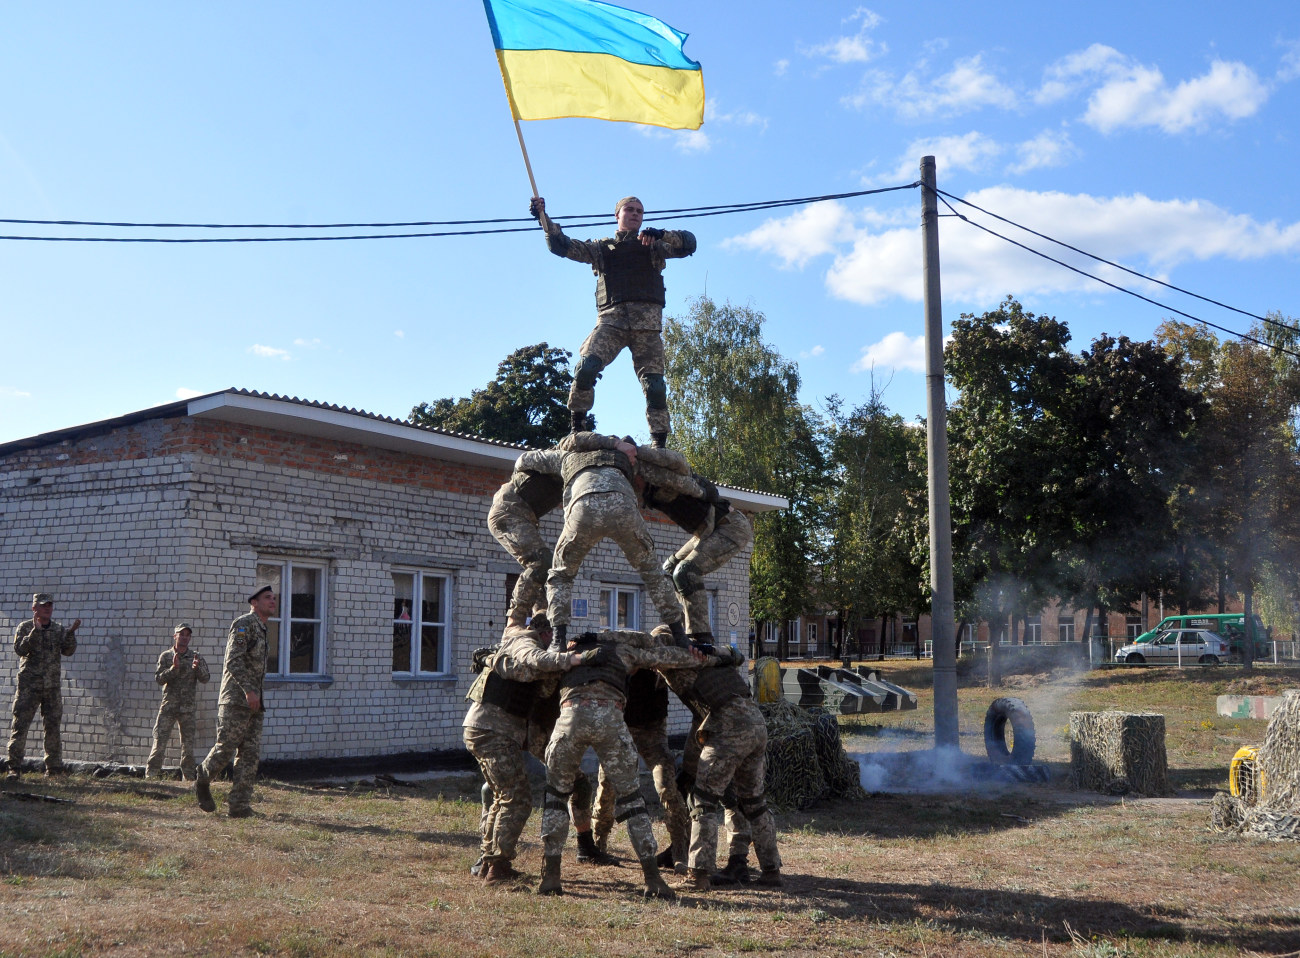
<box><xmin>529</xmin><ymin>610</ymin><xmax>551</xmax><ymax>633</ymax></box>
<box><xmin>247</xmin><ymin>585</ymin><xmax>273</xmax><ymax>603</ymax></box>
<box><xmin>174</xmin><ymin>622</ymin><xmax>193</xmax><ymax>634</ymax></box>
<box><xmin>615</xmin><ymin>195</ymin><xmax>643</xmax><ymax>215</ymax></box>
<box><xmin>32</xmin><ymin>592</ymin><xmax>53</xmax><ymax>606</ymax></box>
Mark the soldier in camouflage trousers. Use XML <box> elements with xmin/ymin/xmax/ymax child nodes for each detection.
<box><xmin>538</xmin><ymin>629</ymin><xmax>715</xmax><ymax>900</ymax></box>
<box><xmin>146</xmin><ymin>622</ymin><xmax>211</xmax><ymax>780</ymax></box>
<box><xmin>654</xmin><ymin>627</ymin><xmax>782</xmax><ymax>891</ymax></box>
<box><xmin>530</xmin><ymin>195</ymin><xmax>696</xmax><ymax>447</ymax></box>
<box><xmin>545</xmin><ymin>432</ymin><xmax>686</xmax><ymax>646</ymax></box>
<box><xmin>488</xmin><ymin>447</ymin><xmax>564</xmax><ymax>629</ymax></box>
<box><xmin>7</xmin><ymin>593</ymin><xmax>79</xmax><ymax>777</ymax></box>
<box><xmin>195</xmin><ymin>586</ymin><xmax>274</xmax><ymax>818</ymax></box>
<box><xmin>464</xmin><ymin>613</ymin><xmax>592</xmax><ymax>885</ymax></box>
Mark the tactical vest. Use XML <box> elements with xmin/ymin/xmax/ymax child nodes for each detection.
<box><xmin>622</xmin><ymin>668</ymin><xmax>669</xmax><ymax>727</ymax></box>
<box><xmin>561</xmin><ymin>447</ymin><xmax>633</xmax><ymax>485</ymax></box>
<box><xmin>478</xmin><ymin>672</ymin><xmax>539</xmax><ymax>717</ymax></box>
<box><xmin>560</xmin><ymin>638</ymin><xmax>628</xmax><ymax>697</ymax></box>
<box><xmin>516</xmin><ymin>471</ymin><xmax>563</xmax><ymax>518</ymax></box>
<box><xmin>595</xmin><ymin>240</ymin><xmax>665</xmax><ymax>308</ymax></box>
<box><xmin>651</xmin><ymin>490</ymin><xmax>713</xmax><ymax>534</ymax></box>
<box><xmin>684</xmin><ymin>662</ymin><xmax>749</xmax><ymax>712</ymax></box>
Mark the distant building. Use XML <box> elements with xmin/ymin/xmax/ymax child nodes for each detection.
<box><xmin>0</xmin><ymin>390</ymin><xmax>783</xmax><ymax>769</ymax></box>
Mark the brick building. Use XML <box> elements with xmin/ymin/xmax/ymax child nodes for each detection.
<box><xmin>0</xmin><ymin>389</ymin><xmax>783</xmax><ymax>769</ymax></box>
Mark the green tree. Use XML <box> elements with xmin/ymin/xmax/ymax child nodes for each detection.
<box><xmin>665</xmin><ymin>296</ymin><xmax>827</xmax><ymax>657</ymax></box>
<box><xmin>409</xmin><ymin>343</ymin><xmax>576</xmax><ymax>448</ymax></box>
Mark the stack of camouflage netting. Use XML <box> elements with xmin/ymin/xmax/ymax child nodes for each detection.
<box><xmin>1069</xmin><ymin>711</ymin><xmax>1172</xmax><ymax>796</ymax></box>
<box><xmin>1211</xmin><ymin>689</ymin><xmax>1300</xmax><ymax>841</ymax></box>
<box><xmin>759</xmin><ymin>696</ymin><xmax>867</xmax><ymax>811</ymax></box>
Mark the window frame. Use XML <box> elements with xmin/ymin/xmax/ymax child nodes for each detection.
<box><xmin>391</xmin><ymin>569</ymin><xmax>455</xmax><ymax>679</ymax></box>
<box><xmin>257</xmin><ymin>558</ymin><xmax>329</xmax><ymax>679</ymax></box>
<box><xmin>599</xmin><ymin>586</ymin><xmax>641</xmax><ymax>631</ymax></box>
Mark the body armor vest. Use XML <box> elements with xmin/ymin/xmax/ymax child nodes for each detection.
<box><xmin>560</xmin><ymin>638</ymin><xmax>628</xmax><ymax>697</ymax></box>
<box><xmin>685</xmin><ymin>663</ymin><xmax>749</xmax><ymax>712</ymax></box>
<box><xmin>650</xmin><ymin>489</ymin><xmax>713</xmax><ymax>534</ymax></box>
<box><xmin>479</xmin><ymin>672</ymin><xmax>539</xmax><ymax>717</ymax></box>
<box><xmin>561</xmin><ymin>447</ymin><xmax>633</xmax><ymax>485</ymax></box>
<box><xmin>595</xmin><ymin>240</ymin><xmax>665</xmax><ymax>308</ymax></box>
<box><xmin>622</xmin><ymin>668</ymin><xmax>669</xmax><ymax>727</ymax></box>
<box><xmin>516</xmin><ymin>471</ymin><xmax>563</xmax><ymax>517</ymax></box>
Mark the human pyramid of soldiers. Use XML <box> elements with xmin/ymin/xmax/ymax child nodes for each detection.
<box><xmin>4</xmin><ymin>193</ymin><xmax>781</xmax><ymax>902</ymax></box>
<box><xmin>461</xmin><ymin>194</ymin><xmax>783</xmax><ymax>899</ymax></box>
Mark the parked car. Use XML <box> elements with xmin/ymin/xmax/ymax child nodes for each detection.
<box><xmin>1114</xmin><ymin>629</ymin><xmax>1229</xmax><ymax>665</ymax></box>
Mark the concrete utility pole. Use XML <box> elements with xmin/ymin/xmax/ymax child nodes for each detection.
<box><xmin>920</xmin><ymin>156</ymin><xmax>959</xmax><ymax>748</ymax></box>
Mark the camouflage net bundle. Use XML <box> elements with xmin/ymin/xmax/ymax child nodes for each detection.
<box><xmin>759</xmin><ymin>698</ymin><xmax>867</xmax><ymax>811</ymax></box>
<box><xmin>1069</xmin><ymin>711</ymin><xmax>1172</xmax><ymax>797</ymax></box>
<box><xmin>1211</xmin><ymin>689</ymin><xmax>1300</xmax><ymax>841</ymax></box>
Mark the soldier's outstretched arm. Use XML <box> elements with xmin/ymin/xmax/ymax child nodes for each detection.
<box><xmin>557</xmin><ymin>432</ymin><xmax>623</xmax><ymax>454</ymax></box>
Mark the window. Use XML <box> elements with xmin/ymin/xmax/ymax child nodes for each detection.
<box><xmin>392</xmin><ymin>571</ymin><xmax>452</xmax><ymax>675</ymax></box>
<box><xmin>1126</xmin><ymin>615</ymin><xmax>1143</xmax><ymax>639</ymax></box>
<box><xmin>786</xmin><ymin>619</ymin><xmax>801</xmax><ymax>645</ymax></box>
<box><xmin>600</xmin><ymin>587</ymin><xmax>640</xmax><ymax>630</ymax></box>
<box><xmin>256</xmin><ymin>560</ymin><xmax>327</xmax><ymax>676</ymax></box>
<box><xmin>1025</xmin><ymin>615</ymin><xmax>1042</xmax><ymax>644</ymax></box>
<box><xmin>808</xmin><ymin>622</ymin><xmax>818</xmax><ymax>645</ymax></box>
<box><xmin>706</xmin><ymin>592</ymin><xmax>717</xmax><ymax>635</ymax></box>
<box><xmin>1059</xmin><ymin>616</ymin><xmax>1076</xmax><ymax>643</ymax></box>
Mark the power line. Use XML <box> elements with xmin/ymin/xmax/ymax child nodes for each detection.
<box><xmin>0</xmin><ymin>184</ymin><xmax>918</xmax><ymax>242</ymax></box>
<box><xmin>927</xmin><ymin>185</ymin><xmax>1300</xmax><ymax>361</ymax></box>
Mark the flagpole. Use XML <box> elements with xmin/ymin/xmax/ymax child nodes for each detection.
<box><xmin>511</xmin><ymin>116</ymin><xmax>540</xmax><ymax>198</ymax></box>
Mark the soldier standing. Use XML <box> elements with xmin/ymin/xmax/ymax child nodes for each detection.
<box><xmin>530</xmin><ymin>195</ymin><xmax>696</xmax><ymax>447</ymax></box>
<box><xmin>654</xmin><ymin>629</ymin><xmax>783</xmax><ymax>891</ymax></box>
<box><xmin>545</xmin><ymin>432</ymin><xmax>686</xmax><ymax>648</ymax></box>
<box><xmin>195</xmin><ymin>585</ymin><xmax>274</xmax><ymax>818</ymax></box>
<box><xmin>538</xmin><ymin>628</ymin><xmax>715</xmax><ymax>900</ymax></box>
<box><xmin>464</xmin><ymin>611</ymin><xmax>592</xmax><ymax>885</ymax></box>
<box><xmin>6</xmin><ymin>593</ymin><xmax>79</xmax><ymax>778</ymax></box>
<box><xmin>488</xmin><ymin>446</ymin><xmax>564</xmax><ymax>628</ymax></box>
<box><xmin>145</xmin><ymin>623</ymin><xmax>211</xmax><ymax>780</ymax></box>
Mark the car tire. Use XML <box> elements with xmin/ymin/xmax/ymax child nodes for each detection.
<box><xmin>1127</xmin><ymin>653</ymin><xmax>1145</xmax><ymax>664</ymax></box>
<box><xmin>1199</xmin><ymin>654</ymin><xmax>1220</xmax><ymax>665</ymax></box>
<box><xmin>984</xmin><ymin>697</ymin><xmax>1035</xmax><ymax>765</ymax></box>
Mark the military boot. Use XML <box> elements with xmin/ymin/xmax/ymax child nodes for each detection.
<box><xmin>756</xmin><ymin>868</ymin><xmax>783</xmax><ymax>888</ymax></box>
<box><xmin>537</xmin><ymin>855</ymin><xmax>564</xmax><ymax>895</ymax></box>
<box><xmin>482</xmin><ymin>858</ymin><xmax>520</xmax><ymax>886</ymax></box>
<box><xmin>650</xmin><ymin>432</ymin><xmax>668</xmax><ymax>449</ymax></box>
<box><xmin>194</xmin><ymin>768</ymin><xmax>216</xmax><ymax>813</ymax></box>
<box><xmin>640</xmin><ymin>857</ymin><xmax>677</xmax><ymax>901</ymax></box>
<box><xmin>570</xmin><ymin>411</ymin><xmax>586</xmax><ymax>433</ymax></box>
<box><xmin>576</xmin><ymin>829</ymin><xmax>619</xmax><ymax>866</ymax></box>
<box><xmin>715</xmin><ymin>853</ymin><xmax>751</xmax><ymax>885</ymax></box>
<box><xmin>469</xmin><ymin>855</ymin><xmax>486</xmax><ymax>877</ymax></box>
<box><xmin>681</xmin><ymin>866</ymin><xmax>711</xmax><ymax>891</ymax></box>
<box><xmin>548</xmin><ymin>624</ymin><xmax>567</xmax><ymax>654</ymax></box>
<box><xmin>668</xmin><ymin>621</ymin><xmax>689</xmax><ymax>648</ymax></box>
<box><xmin>655</xmin><ymin>848</ymin><xmax>675</xmax><ymax>869</ymax></box>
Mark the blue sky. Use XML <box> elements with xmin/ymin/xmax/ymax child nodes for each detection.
<box><xmin>2</xmin><ymin>1</ymin><xmax>1297</xmax><ymax>445</ymax></box>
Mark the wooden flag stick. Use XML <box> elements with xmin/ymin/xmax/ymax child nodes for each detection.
<box><xmin>512</xmin><ymin>117</ymin><xmax>540</xmax><ymax>198</ymax></box>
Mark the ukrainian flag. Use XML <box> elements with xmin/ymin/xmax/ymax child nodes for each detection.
<box><xmin>483</xmin><ymin>0</ymin><xmax>704</xmax><ymax>130</ymax></box>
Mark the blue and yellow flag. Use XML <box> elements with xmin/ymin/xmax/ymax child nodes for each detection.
<box><xmin>483</xmin><ymin>0</ymin><xmax>704</xmax><ymax>131</ymax></box>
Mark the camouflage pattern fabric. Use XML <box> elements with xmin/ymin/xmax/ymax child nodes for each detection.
<box><xmin>200</xmin><ymin>705</ymin><xmax>263</xmax><ymax>812</ymax></box>
<box><xmin>8</xmin><ymin>619</ymin><xmax>76</xmax><ymax>770</ymax></box>
<box><xmin>681</xmin><ymin>719</ymin><xmax>754</xmax><ymax>862</ymax></box>
<box><xmin>547</xmin><ymin>487</ymin><xmax>682</xmax><ymax>629</ymax></box>
<box><xmin>147</xmin><ymin>646</ymin><xmax>211</xmax><ymax>778</ymax></box>
<box><xmin>464</xmin><ymin>725</ymin><xmax>533</xmax><ymax>861</ymax></box>
<box><xmin>688</xmin><ymin>698</ymin><xmax>782</xmax><ymax>874</ymax></box>
<box><xmin>527</xmin><ymin>686</ymin><xmax>593</xmax><ymax>831</ymax></box>
<box><xmin>671</xmin><ymin>510</ymin><xmax>753</xmax><ymax>635</ymax></box>
<box><xmin>569</xmin><ymin>313</ymin><xmax>669</xmax><ymax>434</ymax></box>
<box><xmin>147</xmin><ymin>702</ymin><xmax>201</xmax><ymax>779</ymax></box>
<box><xmin>216</xmin><ymin>612</ymin><xmax>267</xmax><ymax>709</ymax></box>
<box><xmin>592</xmin><ymin>717</ymin><xmax>690</xmax><ymax>862</ymax></box>
<box><xmin>489</xmin><ymin>450</ymin><xmax>564</xmax><ymax>628</ymax></box>
<box><xmin>541</xmin><ymin>696</ymin><xmax>657</xmax><ymax>861</ymax></box>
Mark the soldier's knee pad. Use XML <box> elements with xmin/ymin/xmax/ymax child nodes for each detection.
<box><xmin>690</xmin><ymin>787</ymin><xmax>724</xmax><ymax>820</ymax></box>
<box><xmin>574</xmin><ymin>355</ymin><xmax>604</xmax><ymax>390</ymax></box>
<box><xmin>739</xmin><ymin>797</ymin><xmax>768</xmax><ymax>821</ymax></box>
<box><xmin>614</xmin><ymin>789</ymin><xmax>648</xmax><ymax>823</ymax></box>
<box><xmin>641</xmin><ymin>373</ymin><xmax>667</xmax><ymax>410</ymax></box>
<box><xmin>571</xmin><ymin>774</ymin><xmax>592</xmax><ymax>809</ymax></box>
<box><xmin>672</xmin><ymin>560</ymin><xmax>704</xmax><ymax>596</ymax></box>
<box><xmin>544</xmin><ymin>785</ymin><xmax>573</xmax><ymax>814</ymax></box>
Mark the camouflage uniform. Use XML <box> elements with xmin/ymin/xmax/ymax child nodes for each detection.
<box><xmin>592</xmin><ymin>667</ymin><xmax>691</xmax><ymax>866</ymax></box>
<box><xmin>535</xmin><ymin>207</ymin><xmax>696</xmax><ymax>435</ymax></box>
<box><xmin>660</xmin><ymin>646</ymin><xmax>782</xmax><ymax>881</ymax></box>
<box><xmin>8</xmin><ymin>618</ymin><xmax>76</xmax><ymax>772</ymax></box>
<box><xmin>540</xmin><ymin>630</ymin><xmax>712</xmax><ymax>895</ymax></box>
<box><xmin>487</xmin><ymin>448</ymin><xmax>564</xmax><ymax>628</ymax></box>
<box><xmin>545</xmin><ymin>433</ymin><xmax>682</xmax><ymax>630</ymax></box>
<box><xmin>197</xmin><ymin>611</ymin><xmax>267</xmax><ymax>815</ymax></box>
<box><xmin>146</xmin><ymin>646</ymin><xmax>211</xmax><ymax>779</ymax></box>
<box><xmin>463</xmin><ymin>624</ymin><xmax>575</xmax><ymax>867</ymax></box>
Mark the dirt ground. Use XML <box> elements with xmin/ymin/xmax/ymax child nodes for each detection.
<box><xmin>2</xmin><ymin>662</ymin><xmax>1299</xmax><ymax>958</ymax></box>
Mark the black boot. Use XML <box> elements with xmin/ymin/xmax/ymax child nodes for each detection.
<box><xmin>640</xmin><ymin>856</ymin><xmax>677</xmax><ymax>901</ymax></box>
<box><xmin>669</xmin><ymin>621</ymin><xmax>689</xmax><ymax>648</ymax></box>
<box><xmin>194</xmin><ymin>768</ymin><xmax>215</xmax><ymax>813</ymax></box>
<box><xmin>537</xmin><ymin>855</ymin><xmax>564</xmax><ymax>895</ymax></box>
<box><xmin>713</xmin><ymin>853</ymin><xmax>750</xmax><ymax>886</ymax></box>
<box><xmin>650</xmin><ymin>432</ymin><xmax>668</xmax><ymax>449</ymax></box>
<box><xmin>547</xmin><ymin>624</ymin><xmax>567</xmax><ymax>654</ymax></box>
<box><xmin>570</xmin><ymin>411</ymin><xmax>586</xmax><ymax>433</ymax></box>
<box><xmin>576</xmin><ymin>829</ymin><xmax>619</xmax><ymax>866</ymax></box>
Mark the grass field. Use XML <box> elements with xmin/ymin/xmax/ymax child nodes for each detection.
<box><xmin>2</xmin><ymin>662</ymin><xmax>1298</xmax><ymax>957</ymax></box>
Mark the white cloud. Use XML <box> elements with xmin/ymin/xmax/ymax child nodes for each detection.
<box><xmin>705</xmin><ymin>99</ymin><xmax>769</xmax><ymax>131</ymax></box>
<box><xmin>801</xmin><ymin>8</ymin><xmax>887</xmax><ymax>64</ymax></box>
<box><xmin>0</xmin><ymin>386</ymin><xmax>32</xmax><ymax>399</ymax></box>
<box><xmin>726</xmin><ymin>187</ymin><xmax>1300</xmax><ymax>307</ymax></box>
<box><xmin>1038</xmin><ymin>45</ymin><xmax>1271</xmax><ymax>133</ymax></box>
<box><xmin>849</xmin><ymin>54</ymin><xmax>1017</xmax><ymax>119</ymax></box>
<box><xmin>175</xmin><ymin>387</ymin><xmax>204</xmax><ymax>400</ymax></box>
<box><xmin>248</xmin><ymin>344</ymin><xmax>291</xmax><ymax>361</ymax></box>
<box><xmin>774</xmin><ymin>59</ymin><xmax>789</xmax><ymax>77</ymax></box>
<box><xmin>722</xmin><ymin>200</ymin><xmax>857</xmax><ymax>268</ymax></box>
<box><xmin>853</xmin><ymin>332</ymin><xmax>926</xmax><ymax>373</ymax></box>
<box><xmin>394</xmin><ymin>330</ymin><xmax>405</xmax><ymax>339</ymax></box>
<box><xmin>872</xmin><ymin>131</ymin><xmax>1002</xmax><ymax>185</ymax></box>
<box><xmin>800</xmin><ymin>345</ymin><xmax>826</xmax><ymax>359</ymax></box>
<box><xmin>1005</xmin><ymin>129</ymin><xmax>1076</xmax><ymax>175</ymax></box>
<box><xmin>293</xmin><ymin>337</ymin><xmax>322</xmax><ymax>348</ymax></box>
<box><xmin>1279</xmin><ymin>40</ymin><xmax>1300</xmax><ymax>82</ymax></box>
